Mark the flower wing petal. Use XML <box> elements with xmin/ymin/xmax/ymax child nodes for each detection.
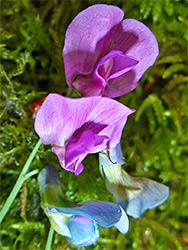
<box><xmin>114</xmin><ymin>207</ymin><xmax>129</xmax><ymax>234</ymax></box>
<box><xmin>46</xmin><ymin>211</ymin><xmax>72</xmax><ymax>238</ymax></box>
<box><xmin>66</xmin><ymin>215</ymin><xmax>99</xmax><ymax>246</ymax></box>
<box><xmin>65</xmin><ymin>130</ymin><xmax>95</xmax><ymax>167</ymax></box>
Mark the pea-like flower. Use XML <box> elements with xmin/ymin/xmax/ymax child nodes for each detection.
<box><xmin>63</xmin><ymin>4</ymin><xmax>159</xmax><ymax>98</ymax></box>
<box><xmin>34</xmin><ymin>93</ymin><xmax>134</xmax><ymax>175</ymax></box>
<box><xmin>38</xmin><ymin>165</ymin><xmax>129</xmax><ymax>247</ymax></box>
<box><xmin>99</xmin><ymin>143</ymin><xmax>169</xmax><ymax>218</ymax></box>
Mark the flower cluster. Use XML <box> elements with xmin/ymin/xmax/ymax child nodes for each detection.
<box><xmin>35</xmin><ymin>4</ymin><xmax>168</xmax><ymax>247</ymax></box>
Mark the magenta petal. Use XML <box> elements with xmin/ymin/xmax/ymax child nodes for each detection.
<box><xmin>72</xmin><ymin>51</ymin><xmax>122</xmax><ymax>97</ymax></box>
<box><xmin>92</xmin><ymin>50</ymin><xmax>123</xmax><ymax>91</ymax></box>
<box><xmin>73</xmin><ymin>76</ymin><xmax>104</xmax><ymax>97</ymax></box>
<box><xmin>63</xmin><ymin>4</ymin><xmax>124</xmax><ymax>86</ymax></box>
<box><xmin>104</xmin><ymin>72</ymin><xmax>139</xmax><ymax>98</ymax></box>
<box><xmin>52</xmin><ymin>145</ymin><xmax>65</xmax><ymax>167</ymax></box>
<box><xmin>52</xmin><ymin>144</ymin><xmax>85</xmax><ymax>175</ymax></box>
<box><xmin>105</xmin><ymin>18</ymin><xmax>159</xmax><ymax>97</ymax></box>
<box><xmin>66</xmin><ymin>159</ymin><xmax>85</xmax><ymax>175</ymax></box>
<box><xmin>73</xmin><ymin>50</ymin><xmax>138</xmax><ymax>97</ymax></box>
<box><xmin>94</xmin><ymin>134</ymin><xmax>108</xmax><ymax>148</ymax></box>
<box><xmin>65</xmin><ymin>130</ymin><xmax>95</xmax><ymax>167</ymax></box>
<box><xmin>108</xmin><ymin>54</ymin><xmax>138</xmax><ymax>80</ymax></box>
<box><xmin>94</xmin><ymin>50</ymin><xmax>138</xmax><ymax>82</ymax></box>
<box><xmin>95</xmin><ymin>50</ymin><xmax>123</xmax><ymax>79</ymax></box>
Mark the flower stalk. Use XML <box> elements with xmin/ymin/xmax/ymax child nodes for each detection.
<box><xmin>45</xmin><ymin>226</ymin><xmax>54</xmax><ymax>250</ymax></box>
<box><xmin>0</xmin><ymin>139</ymin><xmax>42</xmax><ymax>223</ymax></box>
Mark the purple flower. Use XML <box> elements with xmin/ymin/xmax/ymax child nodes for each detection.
<box><xmin>99</xmin><ymin>143</ymin><xmax>169</xmax><ymax>218</ymax></box>
<box><xmin>38</xmin><ymin>165</ymin><xmax>129</xmax><ymax>247</ymax></box>
<box><xmin>63</xmin><ymin>4</ymin><xmax>159</xmax><ymax>98</ymax></box>
<box><xmin>34</xmin><ymin>93</ymin><xmax>134</xmax><ymax>175</ymax></box>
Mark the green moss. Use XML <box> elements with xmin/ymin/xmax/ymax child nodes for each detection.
<box><xmin>1</xmin><ymin>0</ymin><xmax>187</xmax><ymax>249</ymax></box>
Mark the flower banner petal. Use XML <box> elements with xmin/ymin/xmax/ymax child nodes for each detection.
<box><xmin>35</xmin><ymin>93</ymin><xmax>133</xmax><ymax>148</ymax></box>
<box><xmin>119</xmin><ymin>177</ymin><xmax>170</xmax><ymax>219</ymax></box>
<box><xmin>105</xmin><ymin>18</ymin><xmax>159</xmax><ymax>97</ymax></box>
<box><xmin>63</xmin><ymin>4</ymin><xmax>124</xmax><ymax>86</ymax></box>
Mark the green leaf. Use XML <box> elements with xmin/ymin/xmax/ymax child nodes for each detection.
<box><xmin>162</xmin><ymin>64</ymin><xmax>186</xmax><ymax>79</ymax></box>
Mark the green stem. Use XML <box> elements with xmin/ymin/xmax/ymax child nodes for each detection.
<box><xmin>0</xmin><ymin>139</ymin><xmax>42</xmax><ymax>223</ymax></box>
<box><xmin>24</xmin><ymin>169</ymin><xmax>39</xmax><ymax>181</ymax></box>
<box><xmin>45</xmin><ymin>226</ymin><xmax>54</xmax><ymax>250</ymax></box>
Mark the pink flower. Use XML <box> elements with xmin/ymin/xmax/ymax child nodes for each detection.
<box><xmin>34</xmin><ymin>93</ymin><xmax>134</xmax><ymax>175</ymax></box>
<box><xmin>63</xmin><ymin>4</ymin><xmax>159</xmax><ymax>98</ymax></box>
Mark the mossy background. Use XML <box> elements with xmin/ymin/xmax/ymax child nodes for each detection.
<box><xmin>0</xmin><ymin>0</ymin><xmax>187</xmax><ymax>249</ymax></box>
